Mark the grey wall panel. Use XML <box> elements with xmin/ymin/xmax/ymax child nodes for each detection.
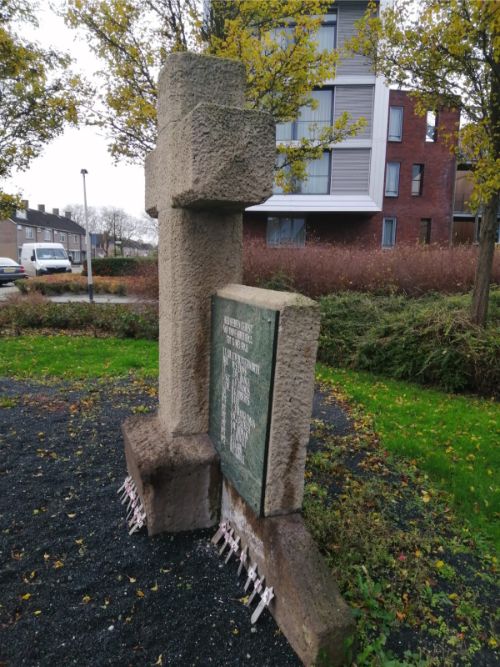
<box><xmin>331</xmin><ymin>148</ymin><xmax>371</xmax><ymax>194</ymax></box>
<box><xmin>334</xmin><ymin>85</ymin><xmax>374</xmax><ymax>138</ymax></box>
<box><xmin>336</xmin><ymin>2</ymin><xmax>372</xmax><ymax>76</ymax></box>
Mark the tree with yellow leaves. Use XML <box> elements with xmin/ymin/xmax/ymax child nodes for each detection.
<box><xmin>0</xmin><ymin>0</ymin><xmax>82</xmax><ymax>217</ymax></box>
<box><xmin>353</xmin><ymin>0</ymin><xmax>499</xmax><ymax>326</ymax></box>
<box><xmin>65</xmin><ymin>0</ymin><xmax>365</xmax><ymax>189</ymax></box>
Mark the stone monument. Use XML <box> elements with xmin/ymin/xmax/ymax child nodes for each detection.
<box><xmin>122</xmin><ymin>52</ymin><xmax>354</xmax><ymax>666</ymax></box>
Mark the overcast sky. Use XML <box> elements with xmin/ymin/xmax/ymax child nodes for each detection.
<box><xmin>4</xmin><ymin>3</ymin><xmax>146</xmax><ymax>219</ymax></box>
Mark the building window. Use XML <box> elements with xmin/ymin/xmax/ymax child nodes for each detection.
<box><xmin>426</xmin><ymin>111</ymin><xmax>437</xmax><ymax>142</ymax></box>
<box><xmin>297</xmin><ymin>152</ymin><xmax>331</xmax><ymax>194</ymax></box>
<box><xmin>382</xmin><ymin>217</ymin><xmax>397</xmax><ymax>248</ymax></box>
<box><xmin>420</xmin><ymin>218</ymin><xmax>432</xmax><ymax>244</ymax></box>
<box><xmin>315</xmin><ymin>11</ymin><xmax>336</xmax><ymax>53</ymax></box>
<box><xmin>385</xmin><ymin>162</ymin><xmax>400</xmax><ymax>197</ymax></box>
<box><xmin>25</xmin><ymin>227</ymin><xmax>34</xmax><ymax>239</ymax></box>
<box><xmin>60</xmin><ymin>233</ymin><xmax>66</xmax><ymax>242</ymax></box>
<box><xmin>74</xmin><ymin>234</ymin><xmax>79</xmax><ymax>244</ymax></box>
<box><xmin>267</xmin><ymin>217</ymin><xmax>306</xmax><ymax>247</ymax></box>
<box><xmin>44</xmin><ymin>229</ymin><xmax>51</xmax><ymax>241</ymax></box>
<box><xmin>388</xmin><ymin>106</ymin><xmax>403</xmax><ymax>141</ymax></box>
<box><xmin>412</xmin><ymin>164</ymin><xmax>424</xmax><ymax>196</ymax></box>
<box><xmin>272</xmin><ymin>11</ymin><xmax>336</xmax><ymax>54</ymax></box>
<box><xmin>277</xmin><ymin>90</ymin><xmax>333</xmax><ymax>141</ymax></box>
<box><xmin>274</xmin><ymin>152</ymin><xmax>331</xmax><ymax>195</ymax></box>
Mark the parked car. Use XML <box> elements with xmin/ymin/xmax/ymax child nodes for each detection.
<box><xmin>20</xmin><ymin>243</ymin><xmax>72</xmax><ymax>277</ymax></box>
<box><xmin>0</xmin><ymin>257</ymin><xmax>27</xmax><ymax>285</ymax></box>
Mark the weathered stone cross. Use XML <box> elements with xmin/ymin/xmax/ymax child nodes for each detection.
<box><xmin>123</xmin><ymin>52</ymin><xmax>275</xmax><ymax>534</ymax></box>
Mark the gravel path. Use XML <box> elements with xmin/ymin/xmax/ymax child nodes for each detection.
<box><xmin>0</xmin><ymin>377</ymin><xmax>301</xmax><ymax>666</ymax></box>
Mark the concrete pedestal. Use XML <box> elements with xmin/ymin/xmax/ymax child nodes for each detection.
<box><xmin>122</xmin><ymin>414</ymin><xmax>221</xmax><ymax>535</ymax></box>
<box><xmin>222</xmin><ymin>481</ymin><xmax>356</xmax><ymax>667</ymax></box>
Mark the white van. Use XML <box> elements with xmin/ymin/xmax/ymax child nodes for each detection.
<box><xmin>21</xmin><ymin>243</ymin><xmax>72</xmax><ymax>277</ymax></box>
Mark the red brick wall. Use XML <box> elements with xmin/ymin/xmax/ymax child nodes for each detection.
<box><xmin>374</xmin><ymin>90</ymin><xmax>459</xmax><ymax>245</ymax></box>
<box><xmin>0</xmin><ymin>219</ymin><xmax>18</xmax><ymax>260</ymax></box>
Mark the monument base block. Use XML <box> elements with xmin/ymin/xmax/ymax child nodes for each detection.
<box><xmin>122</xmin><ymin>415</ymin><xmax>221</xmax><ymax>535</ymax></box>
<box><xmin>222</xmin><ymin>481</ymin><xmax>356</xmax><ymax>667</ymax></box>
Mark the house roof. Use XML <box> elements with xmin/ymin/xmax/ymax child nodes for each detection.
<box><xmin>11</xmin><ymin>208</ymin><xmax>85</xmax><ymax>236</ymax></box>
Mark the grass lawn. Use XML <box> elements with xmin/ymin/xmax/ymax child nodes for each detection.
<box><xmin>317</xmin><ymin>364</ymin><xmax>500</xmax><ymax>550</ymax></box>
<box><xmin>0</xmin><ymin>335</ymin><xmax>158</xmax><ymax>379</ymax></box>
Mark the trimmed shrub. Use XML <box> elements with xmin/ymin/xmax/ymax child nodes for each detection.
<box><xmin>0</xmin><ymin>296</ymin><xmax>158</xmax><ymax>340</ymax></box>
<box><xmin>83</xmin><ymin>257</ymin><xmax>157</xmax><ymax>277</ymax></box>
<box><xmin>16</xmin><ymin>275</ymin><xmax>127</xmax><ymax>296</ymax></box>
<box><xmin>318</xmin><ymin>291</ymin><xmax>500</xmax><ymax>396</ymax></box>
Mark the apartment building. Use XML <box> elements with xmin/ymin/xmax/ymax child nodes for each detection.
<box><xmin>244</xmin><ymin>0</ymin><xmax>459</xmax><ymax>248</ymax></box>
<box><xmin>0</xmin><ymin>202</ymin><xmax>86</xmax><ymax>263</ymax></box>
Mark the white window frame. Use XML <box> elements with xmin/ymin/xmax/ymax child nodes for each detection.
<box><xmin>25</xmin><ymin>227</ymin><xmax>34</xmax><ymax>239</ymax></box>
<box><xmin>60</xmin><ymin>233</ymin><xmax>66</xmax><ymax>242</ymax></box>
<box><xmin>382</xmin><ymin>217</ymin><xmax>397</xmax><ymax>248</ymax></box>
<box><xmin>411</xmin><ymin>164</ymin><xmax>424</xmax><ymax>196</ymax></box>
<box><xmin>44</xmin><ymin>229</ymin><xmax>51</xmax><ymax>241</ymax></box>
<box><xmin>388</xmin><ymin>106</ymin><xmax>403</xmax><ymax>141</ymax></box>
<box><xmin>385</xmin><ymin>162</ymin><xmax>400</xmax><ymax>197</ymax></box>
<box><xmin>426</xmin><ymin>111</ymin><xmax>437</xmax><ymax>142</ymax></box>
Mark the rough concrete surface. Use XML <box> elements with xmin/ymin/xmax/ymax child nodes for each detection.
<box><xmin>145</xmin><ymin>53</ymin><xmax>275</xmax><ymax>439</ymax></box>
<box><xmin>222</xmin><ymin>481</ymin><xmax>356</xmax><ymax>667</ymax></box>
<box><xmin>172</xmin><ymin>103</ymin><xmax>275</xmax><ymax>210</ymax></box>
<box><xmin>122</xmin><ymin>414</ymin><xmax>221</xmax><ymax>535</ymax></box>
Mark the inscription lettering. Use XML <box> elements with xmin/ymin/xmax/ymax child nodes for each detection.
<box><xmin>209</xmin><ymin>297</ymin><xmax>278</xmax><ymax>515</ymax></box>
<box><xmin>220</xmin><ymin>319</ymin><xmax>259</xmax><ymax>463</ymax></box>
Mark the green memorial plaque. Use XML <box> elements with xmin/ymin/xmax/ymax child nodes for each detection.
<box><xmin>209</xmin><ymin>296</ymin><xmax>279</xmax><ymax>516</ymax></box>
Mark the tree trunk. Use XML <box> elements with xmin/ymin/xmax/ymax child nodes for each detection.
<box><xmin>470</xmin><ymin>191</ymin><xmax>499</xmax><ymax>326</ymax></box>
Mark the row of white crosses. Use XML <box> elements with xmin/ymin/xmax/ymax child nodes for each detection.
<box><xmin>118</xmin><ymin>476</ymin><xmax>147</xmax><ymax>535</ymax></box>
<box><xmin>212</xmin><ymin>520</ymin><xmax>275</xmax><ymax>625</ymax></box>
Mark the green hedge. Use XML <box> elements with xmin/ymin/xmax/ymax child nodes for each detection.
<box><xmin>82</xmin><ymin>257</ymin><xmax>157</xmax><ymax>276</ymax></box>
<box><xmin>0</xmin><ymin>302</ymin><xmax>158</xmax><ymax>340</ymax></box>
<box><xmin>318</xmin><ymin>291</ymin><xmax>500</xmax><ymax>396</ymax></box>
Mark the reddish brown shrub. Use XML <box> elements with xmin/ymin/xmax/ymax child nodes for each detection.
<box><xmin>124</xmin><ymin>262</ymin><xmax>159</xmax><ymax>300</ymax></box>
<box><xmin>243</xmin><ymin>240</ymin><xmax>500</xmax><ymax>297</ymax></box>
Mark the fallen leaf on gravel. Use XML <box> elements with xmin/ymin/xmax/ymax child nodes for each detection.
<box><xmin>34</xmin><ymin>610</ymin><xmax>42</xmax><ymax>616</ymax></box>
<box><xmin>21</xmin><ymin>593</ymin><xmax>31</xmax><ymax>601</ymax></box>
<box><xmin>128</xmin><ymin>576</ymin><xmax>136</xmax><ymax>583</ymax></box>
<box><xmin>82</xmin><ymin>595</ymin><xmax>91</xmax><ymax>604</ymax></box>
<box><xmin>150</xmin><ymin>582</ymin><xmax>158</xmax><ymax>592</ymax></box>
<box><xmin>43</xmin><ymin>553</ymin><xmax>50</xmax><ymax>561</ymax></box>
<box><xmin>136</xmin><ymin>589</ymin><xmax>145</xmax><ymax>598</ymax></box>
<box><xmin>154</xmin><ymin>655</ymin><xmax>163</xmax><ymax>666</ymax></box>
<box><xmin>67</xmin><ymin>513</ymin><xmax>76</xmax><ymax>519</ymax></box>
<box><xmin>53</xmin><ymin>560</ymin><xmax>64</xmax><ymax>569</ymax></box>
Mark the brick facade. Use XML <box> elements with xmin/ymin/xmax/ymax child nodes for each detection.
<box><xmin>0</xmin><ymin>220</ymin><xmax>17</xmax><ymax>259</ymax></box>
<box><xmin>244</xmin><ymin>90</ymin><xmax>460</xmax><ymax>247</ymax></box>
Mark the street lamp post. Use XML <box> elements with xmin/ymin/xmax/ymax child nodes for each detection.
<box><xmin>81</xmin><ymin>169</ymin><xmax>94</xmax><ymax>303</ymax></box>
